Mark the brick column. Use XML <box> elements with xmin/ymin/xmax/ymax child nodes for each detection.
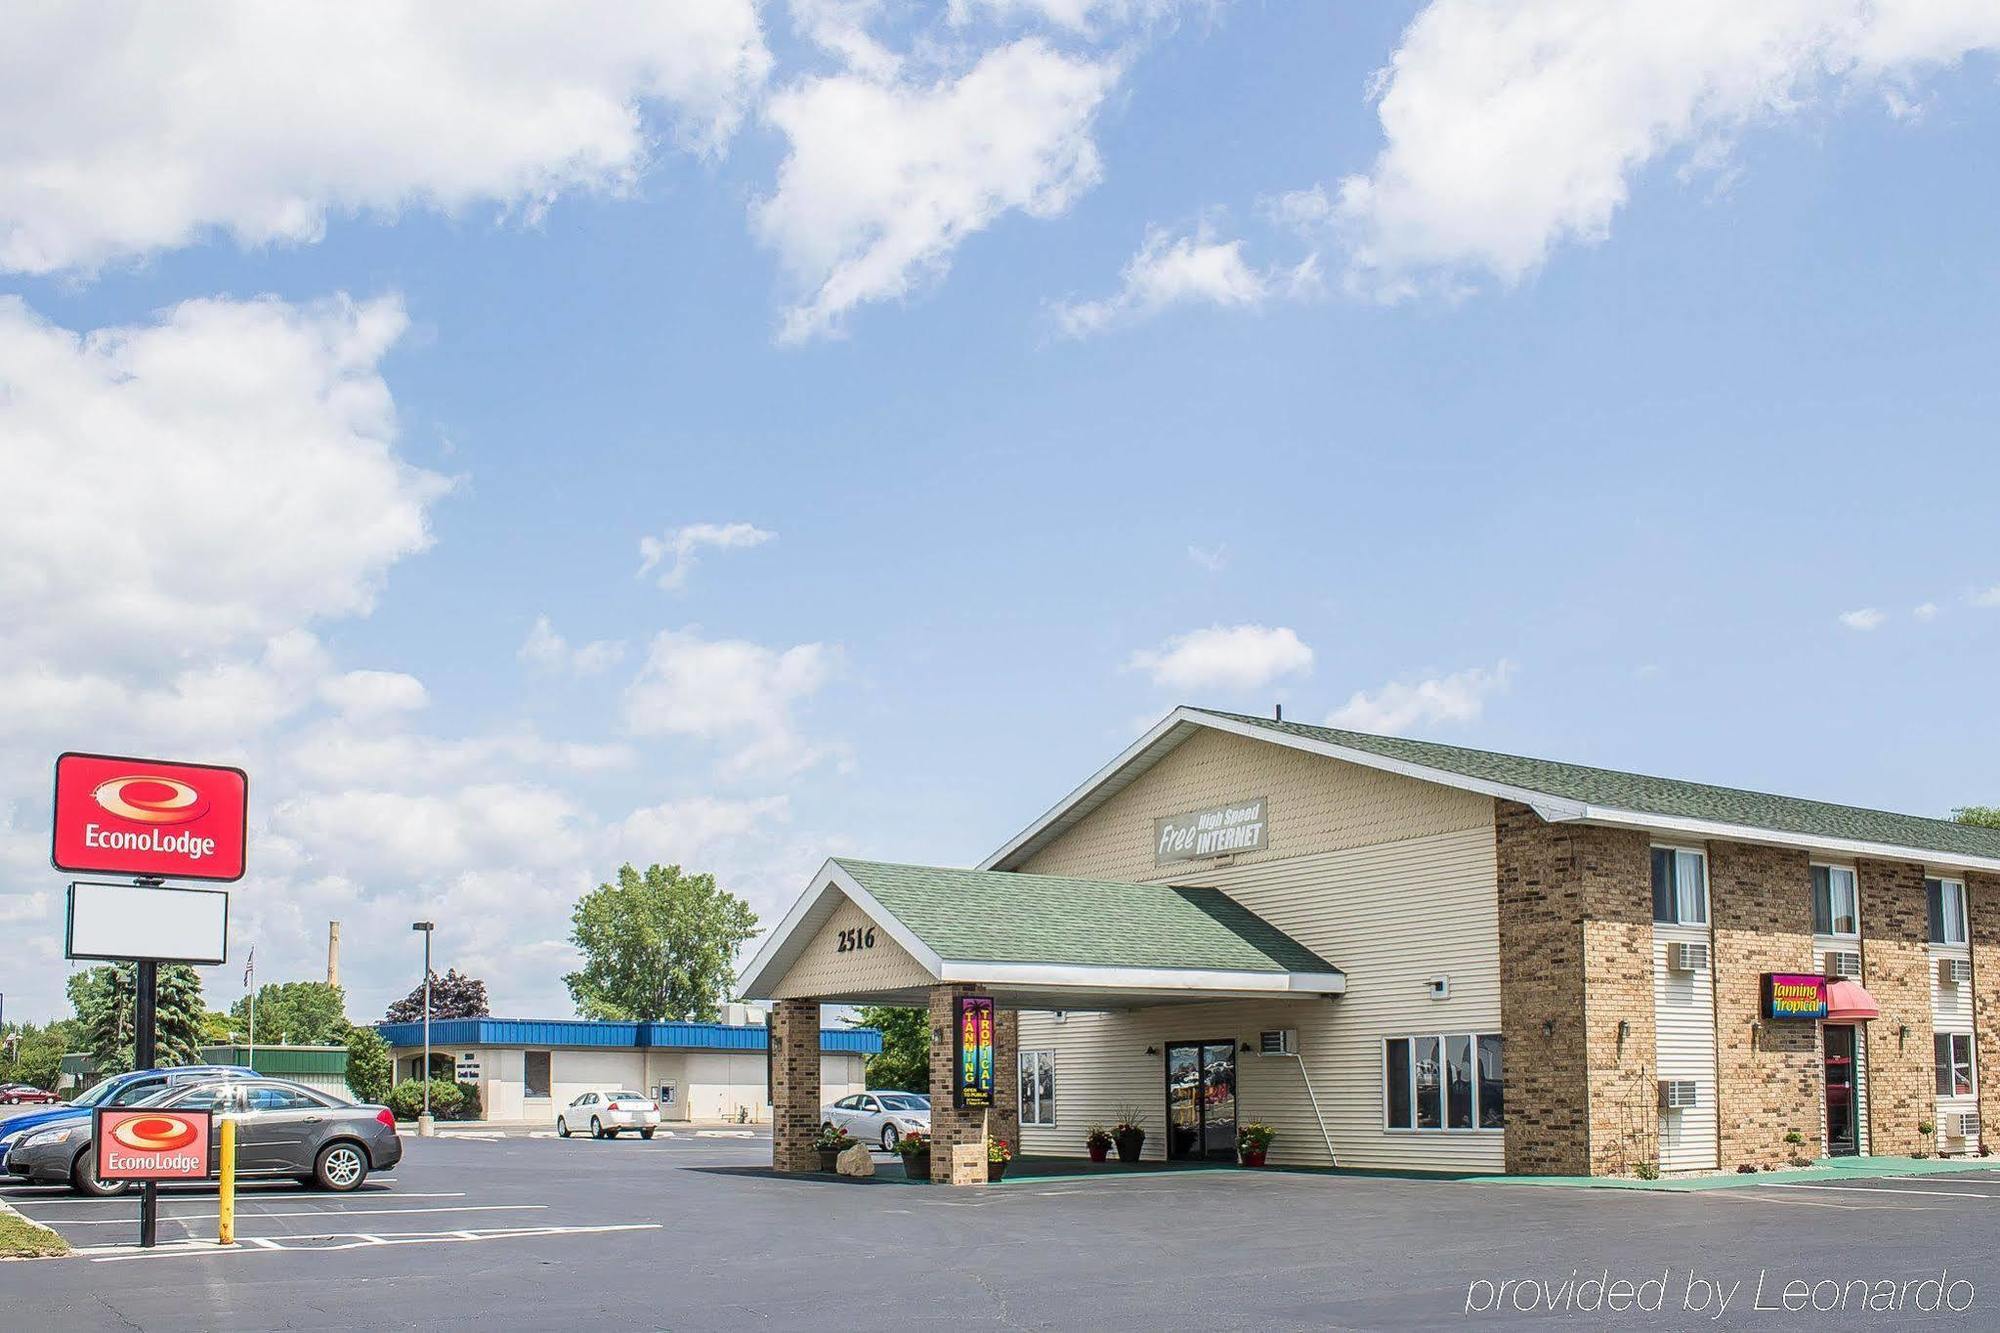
<box><xmin>1970</xmin><ymin>872</ymin><xmax>2000</xmax><ymax>1149</ymax></box>
<box><xmin>927</xmin><ymin>983</ymin><xmax>993</xmax><ymax>1185</ymax></box>
<box><xmin>1859</xmin><ymin>858</ymin><xmax>1932</xmax><ymax>1156</ymax></box>
<box><xmin>770</xmin><ymin>998</ymin><xmax>821</xmax><ymax>1173</ymax></box>
<box><xmin>1709</xmin><ymin>841</ymin><xmax>1818</xmax><ymax>1168</ymax></box>
<box><xmin>992</xmin><ymin>1008</ymin><xmax>1020</xmax><ymax>1157</ymax></box>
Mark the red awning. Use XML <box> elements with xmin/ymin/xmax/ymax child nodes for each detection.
<box><xmin>1825</xmin><ymin>979</ymin><xmax>1880</xmax><ymax>1022</ymax></box>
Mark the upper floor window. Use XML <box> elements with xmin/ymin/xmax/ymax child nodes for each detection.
<box><xmin>1651</xmin><ymin>847</ymin><xmax>1709</xmax><ymax>926</ymax></box>
<box><xmin>1811</xmin><ymin>865</ymin><xmax>1859</xmax><ymax>936</ymax></box>
<box><xmin>1935</xmin><ymin>1032</ymin><xmax>1974</xmax><ymax>1098</ymax></box>
<box><xmin>1928</xmin><ymin>878</ymin><xmax>1968</xmax><ymax>946</ymax></box>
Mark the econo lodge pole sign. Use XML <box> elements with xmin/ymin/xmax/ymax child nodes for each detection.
<box><xmin>53</xmin><ymin>751</ymin><xmax>244</xmax><ymax>1248</ymax></box>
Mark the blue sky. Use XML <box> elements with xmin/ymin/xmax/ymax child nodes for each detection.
<box><xmin>4</xmin><ymin>2</ymin><xmax>1999</xmax><ymax>1023</ymax></box>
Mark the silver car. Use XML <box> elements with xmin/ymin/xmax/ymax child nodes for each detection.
<box><xmin>820</xmin><ymin>1090</ymin><xmax>931</xmax><ymax>1150</ymax></box>
<box><xmin>5</xmin><ymin>1077</ymin><xmax>402</xmax><ymax>1195</ymax></box>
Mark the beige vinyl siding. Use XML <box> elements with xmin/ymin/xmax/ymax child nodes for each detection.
<box><xmin>1018</xmin><ymin>821</ymin><xmax>1505</xmax><ymax>1172</ymax></box>
<box><xmin>1652</xmin><ymin>924</ymin><xmax>1718</xmax><ymax>1171</ymax></box>
<box><xmin>1930</xmin><ymin>942</ymin><xmax>1980</xmax><ymax>1154</ymax></box>
<box><xmin>768</xmin><ymin>896</ymin><xmax>935</xmax><ymax>999</ymax></box>
<box><xmin>1811</xmin><ymin>937</ymin><xmax>1869</xmax><ymax>1156</ymax></box>
<box><xmin>1019</xmin><ymin>726</ymin><xmax>1492</xmax><ymax>882</ymax></box>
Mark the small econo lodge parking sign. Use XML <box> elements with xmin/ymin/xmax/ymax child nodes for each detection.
<box><xmin>93</xmin><ymin>1107</ymin><xmax>213</xmax><ymax>1182</ymax></box>
<box><xmin>51</xmin><ymin>752</ymin><xmax>248</xmax><ymax>882</ymax></box>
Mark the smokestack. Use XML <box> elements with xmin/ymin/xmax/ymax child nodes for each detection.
<box><xmin>327</xmin><ymin>921</ymin><xmax>342</xmax><ymax>988</ymax></box>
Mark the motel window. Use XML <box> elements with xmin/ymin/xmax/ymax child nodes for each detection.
<box><xmin>1928</xmin><ymin>879</ymin><xmax>1969</xmax><ymax>946</ymax></box>
<box><xmin>1811</xmin><ymin>865</ymin><xmax>1859</xmax><ymax>936</ymax></box>
<box><xmin>1385</xmin><ymin>1034</ymin><xmax>1503</xmax><ymax>1131</ymax></box>
<box><xmin>1651</xmin><ymin>847</ymin><xmax>1709</xmax><ymax>926</ymax></box>
<box><xmin>523</xmin><ymin>1050</ymin><xmax>552</xmax><ymax>1100</ymax></box>
<box><xmin>1019</xmin><ymin>1050</ymin><xmax>1056</xmax><ymax>1126</ymax></box>
<box><xmin>1936</xmin><ymin>1033</ymin><xmax>1974</xmax><ymax>1098</ymax></box>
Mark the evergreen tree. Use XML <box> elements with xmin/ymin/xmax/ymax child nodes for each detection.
<box><xmin>67</xmin><ymin>964</ymin><xmax>207</xmax><ymax>1073</ymax></box>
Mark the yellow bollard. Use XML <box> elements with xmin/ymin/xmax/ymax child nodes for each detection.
<box><xmin>218</xmin><ymin>1117</ymin><xmax>236</xmax><ymax>1246</ymax></box>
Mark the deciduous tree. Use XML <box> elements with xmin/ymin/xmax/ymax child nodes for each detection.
<box><xmin>563</xmin><ymin>863</ymin><xmax>757</xmax><ymax>1022</ymax></box>
<box><xmin>850</xmin><ymin>1006</ymin><xmax>928</xmax><ymax>1092</ymax></box>
<box><xmin>384</xmin><ymin>968</ymin><xmax>490</xmax><ymax>1024</ymax></box>
<box><xmin>230</xmin><ymin>981</ymin><xmax>351</xmax><ymax>1045</ymax></box>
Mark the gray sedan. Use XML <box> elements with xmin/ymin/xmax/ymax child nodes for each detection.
<box><xmin>5</xmin><ymin>1077</ymin><xmax>402</xmax><ymax>1195</ymax></box>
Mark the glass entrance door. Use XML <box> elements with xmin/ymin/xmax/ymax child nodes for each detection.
<box><xmin>1165</xmin><ymin>1041</ymin><xmax>1237</xmax><ymax>1161</ymax></box>
<box><xmin>1824</xmin><ymin>1023</ymin><xmax>1858</xmax><ymax>1157</ymax></box>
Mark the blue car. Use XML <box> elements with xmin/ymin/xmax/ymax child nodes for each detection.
<box><xmin>0</xmin><ymin>1065</ymin><xmax>254</xmax><ymax>1177</ymax></box>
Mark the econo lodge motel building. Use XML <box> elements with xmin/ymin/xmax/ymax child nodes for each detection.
<box><xmin>743</xmin><ymin>707</ymin><xmax>2000</xmax><ymax>1182</ymax></box>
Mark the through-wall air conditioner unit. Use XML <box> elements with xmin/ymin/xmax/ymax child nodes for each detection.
<box><xmin>1668</xmin><ymin>941</ymin><xmax>1709</xmax><ymax>974</ymax></box>
<box><xmin>1658</xmin><ymin>1079</ymin><xmax>1699</xmax><ymax>1111</ymax></box>
<box><xmin>1258</xmin><ymin>1029</ymin><xmax>1298</xmax><ymax>1057</ymax></box>
<box><xmin>1823</xmin><ymin>951</ymin><xmax>1863</xmax><ymax>980</ymax></box>
<box><xmin>1958</xmin><ymin>1112</ymin><xmax>1981</xmax><ymax>1139</ymax></box>
<box><xmin>1938</xmin><ymin>958</ymin><xmax>1973</xmax><ymax>986</ymax></box>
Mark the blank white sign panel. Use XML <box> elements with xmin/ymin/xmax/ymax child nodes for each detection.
<box><xmin>66</xmin><ymin>880</ymin><xmax>228</xmax><ymax>965</ymax></box>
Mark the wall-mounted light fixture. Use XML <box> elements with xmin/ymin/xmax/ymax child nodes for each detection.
<box><xmin>1542</xmin><ymin>1018</ymin><xmax>1556</xmax><ymax>1038</ymax></box>
<box><xmin>1617</xmin><ymin>1020</ymin><xmax>1631</xmax><ymax>1045</ymax></box>
<box><xmin>1240</xmin><ymin>1041</ymin><xmax>1254</xmax><ymax>1053</ymax></box>
<box><xmin>1144</xmin><ymin>1045</ymin><xmax>1159</xmax><ymax>1057</ymax></box>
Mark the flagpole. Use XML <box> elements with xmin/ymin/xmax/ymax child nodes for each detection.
<box><xmin>244</xmin><ymin>947</ymin><xmax>256</xmax><ymax>1073</ymax></box>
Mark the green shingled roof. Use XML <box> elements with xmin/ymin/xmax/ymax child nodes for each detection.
<box><xmin>1194</xmin><ymin>709</ymin><xmax>2000</xmax><ymax>863</ymax></box>
<box><xmin>833</xmin><ymin>858</ymin><xmax>1340</xmax><ymax>975</ymax></box>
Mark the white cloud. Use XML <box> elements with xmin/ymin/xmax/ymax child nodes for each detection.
<box><xmin>320</xmin><ymin>670</ymin><xmax>428</xmax><ymax>719</ymax></box>
<box><xmin>1333</xmin><ymin>1</ymin><xmax>2000</xmax><ymax>297</ymax></box>
<box><xmin>1914</xmin><ymin>602</ymin><xmax>1941</xmax><ymax>622</ymax></box>
<box><xmin>1326</xmin><ymin>661</ymin><xmax>1515</xmax><ymax>734</ymax></box>
<box><xmin>1053</xmin><ymin>224</ymin><xmax>1320</xmax><ymax>337</ymax></box>
<box><xmin>754</xmin><ymin>38</ymin><xmax>1118</xmax><ymax>342</ymax></box>
<box><xmin>1971</xmin><ymin>586</ymin><xmax>2000</xmax><ymax>608</ymax></box>
<box><xmin>948</xmin><ymin>0</ymin><xmax>1194</xmax><ymax>35</ymax></box>
<box><xmin>287</xmin><ymin>723</ymin><xmax>633</xmax><ymax>792</ymax></box>
<box><xmin>0</xmin><ymin>3</ymin><xmax>772</xmax><ymax>274</ymax></box>
<box><xmin>1839</xmin><ymin>608</ymin><xmax>1887</xmax><ymax>631</ymax></box>
<box><xmin>519</xmin><ymin>615</ymin><xmax>627</xmax><ymax>675</ymax></box>
<box><xmin>636</xmin><ymin>521</ymin><xmax>776</xmax><ymax>590</ymax></box>
<box><xmin>1187</xmin><ymin>543</ymin><xmax>1228</xmax><ymax>572</ymax></box>
<box><xmin>0</xmin><ymin>294</ymin><xmax>446</xmax><ymax>664</ymax></box>
<box><xmin>621</xmin><ymin>794</ymin><xmax>791</xmax><ymax>864</ymax></box>
<box><xmin>625</xmin><ymin>628</ymin><xmax>840</xmax><ymax>777</ymax></box>
<box><xmin>1127</xmin><ymin>624</ymin><xmax>1314</xmax><ymax>693</ymax></box>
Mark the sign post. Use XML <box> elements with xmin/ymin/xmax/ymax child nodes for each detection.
<box><xmin>53</xmin><ymin>752</ymin><xmax>246</xmax><ymax>1249</ymax></box>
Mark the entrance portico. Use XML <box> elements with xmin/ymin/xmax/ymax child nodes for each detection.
<box><xmin>741</xmin><ymin>858</ymin><xmax>1346</xmax><ymax>1184</ymax></box>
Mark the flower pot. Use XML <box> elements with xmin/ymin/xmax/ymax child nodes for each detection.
<box><xmin>1087</xmin><ymin>1143</ymin><xmax>1109</xmax><ymax>1163</ymax></box>
<box><xmin>904</xmin><ymin>1151</ymin><xmax>930</xmax><ymax>1181</ymax></box>
<box><xmin>1114</xmin><ymin>1130</ymin><xmax>1145</xmax><ymax>1163</ymax></box>
<box><xmin>987</xmin><ymin>1159</ymin><xmax>1008</xmax><ymax>1182</ymax></box>
<box><xmin>818</xmin><ymin>1149</ymin><xmax>841</xmax><ymax>1172</ymax></box>
<box><xmin>1239</xmin><ymin>1148</ymin><xmax>1267</xmax><ymax>1168</ymax></box>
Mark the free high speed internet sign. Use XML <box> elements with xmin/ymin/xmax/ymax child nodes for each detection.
<box><xmin>52</xmin><ymin>752</ymin><xmax>247</xmax><ymax>882</ymax></box>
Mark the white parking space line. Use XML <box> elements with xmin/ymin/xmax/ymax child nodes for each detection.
<box><xmin>1758</xmin><ymin>1182</ymin><xmax>1996</xmax><ymax>1199</ymax></box>
<box><xmin>48</xmin><ymin>1204</ymin><xmax>549</xmax><ymax>1226</ymax></box>
<box><xmin>78</xmin><ymin>1222</ymin><xmax>665</xmax><ymax>1261</ymax></box>
<box><xmin>7</xmin><ymin>1189</ymin><xmax>460</xmax><ymax>1209</ymax></box>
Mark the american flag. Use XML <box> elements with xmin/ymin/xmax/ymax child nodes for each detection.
<box><xmin>243</xmin><ymin>946</ymin><xmax>255</xmax><ymax>988</ymax></box>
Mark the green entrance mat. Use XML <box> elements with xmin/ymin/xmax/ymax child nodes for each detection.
<box><xmin>1472</xmin><ymin>1156</ymin><xmax>2000</xmax><ymax>1192</ymax></box>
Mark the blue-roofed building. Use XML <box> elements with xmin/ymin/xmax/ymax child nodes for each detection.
<box><xmin>377</xmin><ymin>1004</ymin><xmax>882</xmax><ymax>1124</ymax></box>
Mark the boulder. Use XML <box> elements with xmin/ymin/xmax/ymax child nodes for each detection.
<box><xmin>836</xmin><ymin>1143</ymin><xmax>875</xmax><ymax>1178</ymax></box>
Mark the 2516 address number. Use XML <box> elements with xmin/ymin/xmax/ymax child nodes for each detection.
<box><xmin>836</xmin><ymin>926</ymin><xmax>876</xmax><ymax>953</ymax></box>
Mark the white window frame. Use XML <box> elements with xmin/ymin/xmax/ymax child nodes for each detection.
<box><xmin>1929</xmin><ymin>877</ymin><xmax>1969</xmax><ymax>946</ymax></box>
<box><xmin>1651</xmin><ymin>845</ymin><xmax>1710</xmax><ymax>927</ymax></box>
<box><xmin>1382</xmin><ymin>1033</ymin><xmax>1504</xmax><ymax>1133</ymax></box>
<box><xmin>1935</xmin><ymin>1031</ymin><xmax>1975</xmax><ymax>1099</ymax></box>
<box><xmin>1019</xmin><ymin>1049</ymin><xmax>1056</xmax><ymax>1126</ymax></box>
<box><xmin>1810</xmin><ymin>863</ymin><xmax>1860</xmax><ymax>938</ymax></box>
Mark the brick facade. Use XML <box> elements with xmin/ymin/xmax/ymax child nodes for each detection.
<box><xmin>1858</xmin><ymin>858</ymin><xmax>1934</xmax><ymax>1156</ymax></box>
<box><xmin>769</xmin><ymin>998</ymin><xmax>822</xmax><ymax>1173</ymax></box>
<box><xmin>927</xmin><ymin>984</ymin><xmax>1015</xmax><ymax>1184</ymax></box>
<box><xmin>1708</xmin><ymin>841</ymin><xmax>1819</xmax><ymax>1168</ymax></box>
<box><xmin>1494</xmin><ymin>801</ymin><xmax>1655</xmax><ymax>1175</ymax></box>
<box><xmin>1970</xmin><ymin>872</ymin><xmax>2000</xmax><ymax>1150</ymax></box>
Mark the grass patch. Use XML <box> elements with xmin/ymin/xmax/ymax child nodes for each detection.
<box><xmin>0</xmin><ymin>1206</ymin><xmax>69</xmax><ymax>1258</ymax></box>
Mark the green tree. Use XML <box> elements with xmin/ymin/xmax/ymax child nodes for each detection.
<box><xmin>2</xmin><ymin>1019</ymin><xmax>81</xmax><ymax>1090</ymax></box>
<box><xmin>1953</xmin><ymin>806</ymin><xmax>2000</xmax><ymax>829</ymax></box>
<box><xmin>563</xmin><ymin>863</ymin><xmax>758</xmax><ymax>1022</ymax></box>
<box><xmin>850</xmin><ymin>1006</ymin><xmax>928</xmax><ymax>1092</ymax></box>
<box><xmin>67</xmin><ymin>964</ymin><xmax>206</xmax><ymax>1073</ymax></box>
<box><xmin>345</xmin><ymin>1026</ymin><xmax>392</xmax><ymax>1103</ymax></box>
<box><xmin>229</xmin><ymin>981</ymin><xmax>351</xmax><ymax>1045</ymax></box>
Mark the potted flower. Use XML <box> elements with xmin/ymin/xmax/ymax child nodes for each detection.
<box><xmin>895</xmin><ymin>1131</ymin><xmax>931</xmax><ymax>1181</ymax></box>
<box><xmin>814</xmin><ymin>1124</ymin><xmax>856</xmax><ymax>1172</ymax></box>
<box><xmin>1112</xmin><ymin>1107</ymin><xmax>1147</xmax><ymax>1163</ymax></box>
<box><xmin>1237</xmin><ymin>1122</ymin><xmax>1276</xmax><ymax>1168</ymax></box>
<box><xmin>987</xmin><ymin>1137</ymin><xmax>1014</xmax><ymax>1182</ymax></box>
<box><xmin>1916</xmin><ymin>1120</ymin><xmax>1936</xmax><ymax>1160</ymax></box>
<box><xmin>1085</xmin><ymin>1125</ymin><xmax>1114</xmax><ymax>1164</ymax></box>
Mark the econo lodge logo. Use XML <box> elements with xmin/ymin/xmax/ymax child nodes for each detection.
<box><xmin>108</xmin><ymin>1114</ymin><xmax>202</xmax><ymax>1154</ymax></box>
<box><xmin>94</xmin><ymin>775</ymin><xmax>210</xmax><ymax>825</ymax></box>
<box><xmin>53</xmin><ymin>752</ymin><xmax>248</xmax><ymax>881</ymax></box>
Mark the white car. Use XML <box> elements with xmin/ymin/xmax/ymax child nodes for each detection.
<box><xmin>556</xmin><ymin>1090</ymin><xmax>661</xmax><ymax>1140</ymax></box>
<box><xmin>821</xmin><ymin>1090</ymin><xmax>930</xmax><ymax>1150</ymax></box>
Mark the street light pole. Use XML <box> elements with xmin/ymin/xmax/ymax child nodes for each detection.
<box><xmin>411</xmin><ymin>921</ymin><xmax>435</xmax><ymax>1137</ymax></box>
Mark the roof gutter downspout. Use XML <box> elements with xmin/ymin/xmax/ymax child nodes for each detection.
<box><xmin>1283</xmin><ymin>1048</ymin><xmax>1337</xmax><ymax>1167</ymax></box>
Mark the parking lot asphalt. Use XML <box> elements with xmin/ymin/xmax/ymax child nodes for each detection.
<box><xmin>6</xmin><ymin>1134</ymin><xmax>2000</xmax><ymax>1331</ymax></box>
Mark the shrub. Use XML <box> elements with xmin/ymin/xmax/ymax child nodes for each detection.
<box><xmin>344</xmin><ymin>1027</ymin><xmax>391</xmax><ymax>1104</ymax></box>
<box><xmin>385</xmin><ymin>1079</ymin><xmax>463</xmax><ymax>1122</ymax></box>
<box><xmin>449</xmin><ymin>1080</ymin><xmax>482</xmax><ymax>1121</ymax></box>
<box><xmin>1736</xmin><ymin>1163</ymin><xmax>1759</xmax><ymax>1173</ymax></box>
<box><xmin>1634</xmin><ymin>1161</ymin><xmax>1659</xmax><ymax>1181</ymax></box>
